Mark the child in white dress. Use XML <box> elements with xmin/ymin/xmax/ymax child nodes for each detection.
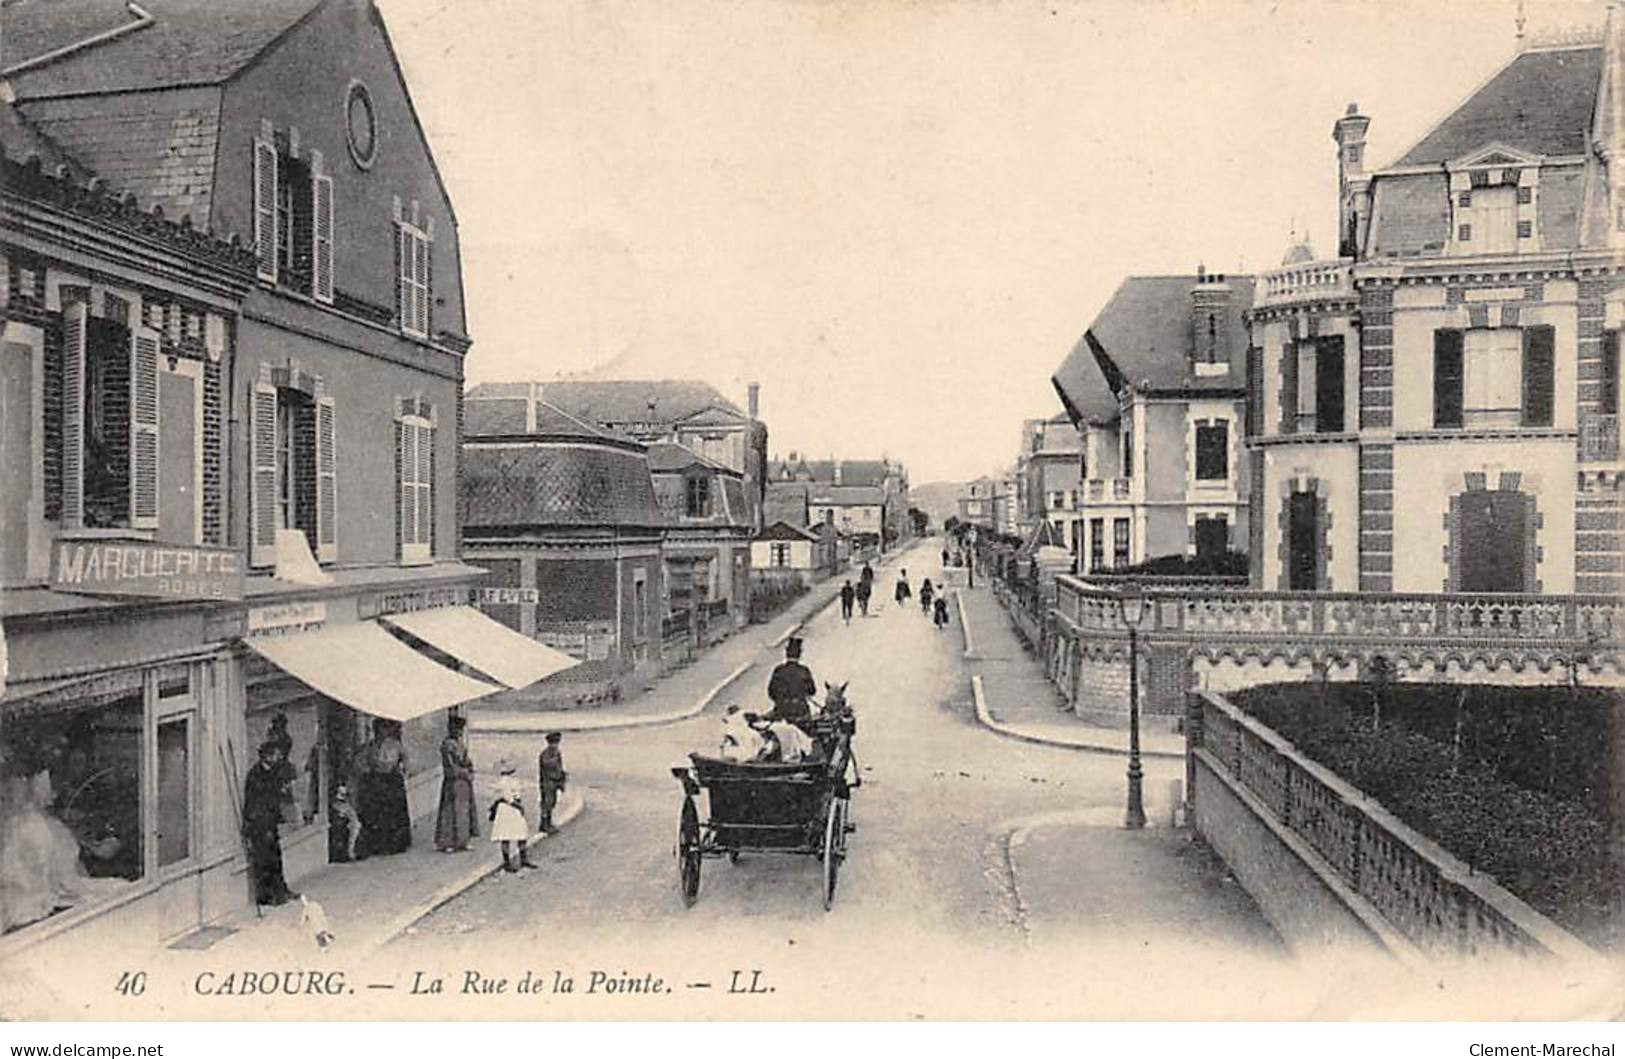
<box><xmin>488</xmin><ymin>760</ymin><xmax>536</xmax><ymax>872</ymax></box>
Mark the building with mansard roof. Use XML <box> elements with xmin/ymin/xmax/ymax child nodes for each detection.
<box><xmin>646</xmin><ymin>442</ymin><xmax>753</xmax><ymax>641</ymax></box>
<box><xmin>1245</xmin><ymin>24</ymin><xmax>1623</xmax><ymax>596</ymax></box>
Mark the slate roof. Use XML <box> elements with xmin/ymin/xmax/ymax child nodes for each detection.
<box><xmin>645</xmin><ymin>441</ymin><xmax>732</xmax><ymax>475</ymax></box>
<box><xmin>5</xmin><ymin>0</ymin><xmax>325</xmax><ymax>97</ymax></box>
<box><xmin>1051</xmin><ymin>274</ymin><xmax>1253</xmax><ymax>425</ymax></box>
<box><xmin>767</xmin><ymin>457</ymin><xmax>893</xmax><ymax>486</ymax></box>
<box><xmin>763</xmin><ymin>481</ymin><xmax>810</xmax><ymax>527</ymax></box>
<box><xmin>463</xmin><ymin>395</ymin><xmax>632</xmax><ymax>442</ymax></box>
<box><xmin>1393</xmin><ymin>46</ymin><xmax>1601</xmax><ymax>167</ymax></box>
<box><xmin>461</xmin><ymin>439</ymin><xmax>663</xmax><ymax>530</ymax></box>
<box><xmin>466</xmin><ymin>380</ymin><xmax>743</xmax><ymax>428</ymax></box>
<box><xmin>756</xmin><ymin>521</ymin><xmax>818</xmax><ymax>542</ymax></box>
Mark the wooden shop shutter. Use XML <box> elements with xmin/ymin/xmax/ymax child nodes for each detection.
<box><xmin>1521</xmin><ymin>324</ymin><xmax>1554</xmax><ymax>427</ymax></box>
<box><xmin>1433</xmin><ymin>328</ymin><xmax>1464</xmax><ymax>428</ymax></box>
<box><xmin>316</xmin><ymin>396</ymin><xmax>337</xmax><ymax>562</ymax></box>
<box><xmin>61</xmin><ymin>301</ymin><xmax>88</xmax><ymax>528</ymax></box>
<box><xmin>250</xmin><ymin>382</ymin><xmax>278</xmax><ymax>567</ymax></box>
<box><xmin>253</xmin><ymin>138</ymin><xmax>278</xmax><ymax>283</ymax></box>
<box><xmin>1315</xmin><ymin>335</ymin><xmax>1345</xmax><ymax>433</ymax></box>
<box><xmin>128</xmin><ymin>326</ymin><xmax>161</xmax><ymax>529</ymax></box>
<box><xmin>312</xmin><ymin>173</ymin><xmax>335</xmax><ymax>304</ymax></box>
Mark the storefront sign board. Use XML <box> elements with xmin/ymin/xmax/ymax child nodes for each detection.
<box><xmin>51</xmin><ymin>539</ymin><xmax>245</xmax><ymax>601</ymax></box>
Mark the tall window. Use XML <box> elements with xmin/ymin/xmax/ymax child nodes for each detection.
<box><xmin>1195</xmin><ymin>516</ymin><xmax>1228</xmax><ymax>563</ymax></box>
<box><xmin>398</xmin><ymin>413</ymin><xmax>434</xmax><ymax>565</ymax></box>
<box><xmin>685</xmin><ymin>475</ymin><xmax>711</xmax><ymax>518</ymax></box>
<box><xmin>1456</xmin><ymin>489</ymin><xmax>1528</xmax><ymax>592</ymax></box>
<box><xmin>60</xmin><ymin>304</ymin><xmax>161</xmax><ymax>532</ymax></box>
<box><xmin>1090</xmin><ymin>518</ymin><xmax>1105</xmax><ymax>573</ymax></box>
<box><xmin>1292</xmin><ymin>336</ymin><xmax>1345</xmax><ymax>433</ymax></box>
<box><xmin>1121</xmin><ymin>423</ymin><xmax>1133</xmax><ymax>479</ymax></box>
<box><xmin>1603</xmin><ymin>330</ymin><xmax>1621</xmax><ymax>415</ymax></box>
<box><xmin>771</xmin><ymin>542</ymin><xmax>790</xmax><ymax>567</ymax></box>
<box><xmin>1458</xmin><ymin>185</ymin><xmax>1518</xmax><ymax>253</ymax></box>
<box><xmin>251</xmin><ymin>381</ymin><xmax>335</xmax><ymax>568</ymax></box>
<box><xmin>1288</xmin><ymin>491</ymin><xmax>1317</xmax><ymax>590</ymax></box>
<box><xmin>1113</xmin><ymin>517</ymin><xmax>1130</xmax><ymax>569</ymax></box>
<box><xmin>1194</xmin><ymin>422</ymin><xmax>1228</xmax><ymax>481</ymax></box>
<box><xmin>397</xmin><ymin>223</ymin><xmax>431</xmax><ymax>338</ymax></box>
<box><xmin>252</xmin><ymin>134</ymin><xmax>333</xmax><ymax>302</ymax></box>
<box><xmin>1433</xmin><ymin>327</ymin><xmax>1553</xmax><ymax>429</ymax></box>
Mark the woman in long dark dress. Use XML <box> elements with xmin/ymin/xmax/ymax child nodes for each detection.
<box><xmin>242</xmin><ymin>742</ymin><xmax>297</xmax><ymax>905</ymax></box>
<box><xmin>359</xmin><ymin>721</ymin><xmax>413</xmax><ymax>856</ymax></box>
<box><xmin>434</xmin><ymin>716</ymin><xmax>477</xmax><ymax>852</ymax></box>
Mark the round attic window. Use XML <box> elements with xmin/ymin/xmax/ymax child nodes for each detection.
<box><xmin>345</xmin><ymin>80</ymin><xmax>376</xmax><ymax>170</ymax></box>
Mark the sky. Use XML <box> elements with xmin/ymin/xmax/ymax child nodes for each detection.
<box><xmin>378</xmin><ymin>0</ymin><xmax>1604</xmax><ymax>484</ymax></box>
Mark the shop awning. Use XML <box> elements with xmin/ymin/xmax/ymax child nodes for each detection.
<box><xmin>380</xmin><ymin>606</ymin><xmax>580</xmax><ymax>689</ymax></box>
<box><xmin>246</xmin><ymin>621</ymin><xmax>499</xmax><ymax>722</ymax></box>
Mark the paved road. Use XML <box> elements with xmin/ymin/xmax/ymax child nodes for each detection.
<box><xmin>382</xmin><ymin>542</ymin><xmax>1287</xmax><ymax>1018</ymax></box>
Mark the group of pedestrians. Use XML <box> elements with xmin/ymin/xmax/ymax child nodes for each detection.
<box><xmin>838</xmin><ymin>560</ymin><xmax>876</xmax><ymax>624</ymax></box>
<box><xmin>436</xmin><ymin>718</ymin><xmax>568</xmax><ymax>874</ymax></box>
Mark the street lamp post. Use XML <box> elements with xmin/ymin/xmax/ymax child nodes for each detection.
<box><xmin>1116</xmin><ymin>583</ymin><xmax>1148</xmax><ymax>829</ymax></box>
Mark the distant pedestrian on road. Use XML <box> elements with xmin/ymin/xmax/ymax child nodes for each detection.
<box><xmin>933</xmin><ymin>593</ymin><xmax>950</xmax><ymax>630</ymax></box>
<box><xmin>537</xmin><ymin>732</ymin><xmax>567</xmax><ymax>834</ymax></box>
<box><xmin>941</xmin><ymin>547</ymin><xmax>950</xmax><ymax>568</ymax></box>
<box><xmin>919</xmin><ymin>577</ymin><xmax>934</xmax><ymax>615</ymax></box>
<box><xmin>488</xmin><ymin>760</ymin><xmax>536</xmax><ymax>873</ymax></box>
<box><xmin>895</xmin><ymin>569</ymin><xmax>911</xmax><ymax>607</ymax></box>
<box><xmin>859</xmin><ymin>561</ymin><xmax>874</xmax><ymax>588</ymax></box>
<box><xmin>855</xmin><ymin>576</ymin><xmax>872</xmax><ymax>617</ymax></box>
<box><xmin>434</xmin><ymin>715</ymin><xmax>477</xmax><ymax>852</ymax></box>
<box><xmin>840</xmin><ymin>580</ymin><xmax>855</xmax><ymax>624</ymax></box>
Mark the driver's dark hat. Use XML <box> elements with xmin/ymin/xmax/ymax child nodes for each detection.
<box><xmin>785</xmin><ymin>636</ymin><xmax>804</xmax><ymax>658</ymax></box>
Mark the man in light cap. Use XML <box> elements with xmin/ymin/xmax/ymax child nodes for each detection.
<box><xmin>765</xmin><ymin>636</ymin><xmax>817</xmax><ymax>725</ymax></box>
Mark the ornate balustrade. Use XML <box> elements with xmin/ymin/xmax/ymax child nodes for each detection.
<box><xmin>1194</xmin><ymin>692</ymin><xmax>1596</xmax><ymax>961</ymax></box>
<box><xmin>1259</xmin><ymin>257</ymin><xmax>1354</xmax><ymax>306</ymax></box>
<box><xmin>1052</xmin><ymin>575</ymin><xmax>1625</xmax><ymax>671</ymax></box>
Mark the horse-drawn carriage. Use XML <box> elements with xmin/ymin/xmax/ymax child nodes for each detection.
<box><xmin>670</xmin><ymin>688</ymin><xmax>858</xmax><ymax>910</ymax></box>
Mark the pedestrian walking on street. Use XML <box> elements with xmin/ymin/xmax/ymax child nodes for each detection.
<box><xmin>941</xmin><ymin>547</ymin><xmax>950</xmax><ymax>568</ymax></box>
<box><xmin>933</xmin><ymin>593</ymin><xmax>950</xmax><ymax>630</ymax></box>
<box><xmin>860</xmin><ymin>561</ymin><xmax>874</xmax><ymax>588</ymax></box>
<box><xmin>839</xmin><ymin>579</ymin><xmax>855</xmax><ymax>624</ymax></box>
<box><xmin>488</xmin><ymin>760</ymin><xmax>536</xmax><ymax>872</ymax></box>
<box><xmin>919</xmin><ymin>577</ymin><xmax>935</xmax><ymax>615</ymax></box>
<box><xmin>855</xmin><ymin>576</ymin><xmax>872</xmax><ymax>617</ymax></box>
<box><xmin>894</xmin><ymin>569</ymin><xmax>912</xmax><ymax>607</ymax></box>
<box><xmin>434</xmin><ymin>715</ymin><xmax>477</xmax><ymax>852</ymax></box>
<box><xmin>356</xmin><ymin>720</ymin><xmax>412</xmax><ymax>858</ymax></box>
<box><xmin>537</xmin><ymin>732</ymin><xmax>567</xmax><ymax>834</ymax></box>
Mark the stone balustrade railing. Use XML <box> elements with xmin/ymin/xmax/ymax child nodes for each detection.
<box><xmin>1193</xmin><ymin>691</ymin><xmax>1598</xmax><ymax>961</ymax></box>
<box><xmin>1259</xmin><ymin>257</ymin><xmax>1354</xmax><ymax>306</ymax></box>
<box><xmin>1052</xmin><ymin>576</ymin><xmax>1624</xmax><ymax>667</ymax></box>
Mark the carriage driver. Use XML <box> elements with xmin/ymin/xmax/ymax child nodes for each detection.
<box><xmin>765</xmin><ymin>636</ymin><xmax>817</xmax><ymax>726</ymax></box>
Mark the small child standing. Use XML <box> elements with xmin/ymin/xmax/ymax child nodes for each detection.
<box><xmin>488</xmin><ymin>760</ymin><xmax>537</xmax><ymax>872</ymax></box>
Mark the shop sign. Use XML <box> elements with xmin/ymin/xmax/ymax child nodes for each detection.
<box><xmin>52</xmin><ymin>539</ymin><xmax>245</xmax><ymax>601</ymax></box>
<box><xmin>373</xmin><ymin>586</ymin><xmax>466</xmax><ymax>616</ymax></box>
<box><xmin>536</xmin><ymin>620</ymin><xmax>615</xmax><ymax>661</ymax></box>
<box><xmin>477</xmin><ymin>587</ymin><xmax>539</xmax><ymax>605</ymax></box>
<box><xmin>248</xmin><ymin>601</ymin><xmax>327</xmax><ymax>636</ymax></box>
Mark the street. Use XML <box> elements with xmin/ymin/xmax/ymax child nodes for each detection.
<box><xmin>383</xmin><ymin>543</ymin><xmax>1290</xmax><ymax>1018</ymax></box>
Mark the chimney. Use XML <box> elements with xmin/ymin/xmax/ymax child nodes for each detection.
<box><xmin>833</xmin><ymin>460</ymin><xmax>842</xmax><ymax>485</ymax></box>
<box><xmin>747</xmin><ymin>381</ymin><xmax>760</xmax><ymax>420</ymax></box>
<box><xmin>1333</xmin><ymin>102</ymin><xmax>1372</xmax><ymax>257</ymax></box>
<box><xmin>1190</xmin><ymin>267</ymin><xmax>1232</xmax><ymax>370</ymax></box>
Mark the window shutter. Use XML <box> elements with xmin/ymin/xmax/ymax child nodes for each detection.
<box><xmin>315</xmin><ymin>396</ymin><xmax>337</xmax><ymax>562</ymax></box>
<box><xmin>413</xmin><ymin>234</ymin><xmax>430</xmax><ymax>336</ymax></box>
<box><xmin>1316</xmin><ymin>335</ymin><xmax>1345</xmax><ymax>433</ymax></box>
<box><xmin>417</xmin><ymin>423</ymin><xmax>433</xmax><ymax>554</ymax></box>
<box><xmin>250</xmin><ymin>383</ymin><xmax>278</xmax><ymax>567</ymax></box>
<box><xmin>128</xmin><ymin>326</ymin><xmax>161</xmax><ymax>529</ymax></box>
<box><xmin>61</xmin><ymin>302</ymin><xmax>88</xmax><ymax>528</ymax></box>
<box><xmin>398</xmin><ymin>418</ymin><xmax>415</xmax><ymax>554</ymax></box>
<box><xmin>253</xmin><ymin>138</ymin><xmax>278</xmax><ymax>283</ymax></box>
<box><xmin>1521</xmin><ymin>324</ymin><xmax>1555</xmax><ymax>427</ymax></box>
<box><xmin>1433</xmin><ymin>328</ymin><xmax>1464</xmax><ymax>427</ymax></box>
<box><xmin>1279</xmin><ymin>340</ymin><xmax>1298</xmax><ymax>434</ymax></box>
<box><xmin>312</xmin><ymin>173</ymin><xmax>335</xmax><ymax>304</ymax></box>
<box><xmin>397</xmin><ymin>226</ymin><xmax>413</xmax><ymax>333</ymax></box>
<box><xmin>1604</xmin><ymin>330</ymin><xmax>1621</xmax><ymax>412</ymax></box>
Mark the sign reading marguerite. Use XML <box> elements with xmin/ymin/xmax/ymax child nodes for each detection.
<box><xmin>52</xmin><ymin>539</ymin><xmax>245</xmax><ymax>601</ymax></box>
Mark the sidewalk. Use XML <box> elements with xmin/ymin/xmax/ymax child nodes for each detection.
<box><xmin>195</xmin><ymin>776</ymin><xmax>586</xmax><ymax>961</ymax></box>
<box><xmin>472</xmin><ymin>555</ymin><xmax>891</xmax><ymax>734</ymax></box>
<box><xmin>956</xmin><ymin>584</ymin><xmax>1184</xmax><ymax>758</ymax></box>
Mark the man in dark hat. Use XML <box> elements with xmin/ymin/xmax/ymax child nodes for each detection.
<box><xmin>766</xmin><ymin>636</ymin><xmax>817</xmax><ymax>725</ymax></box>
<box><xmin>537</xmin><ymin>732</ymin><xmax>567</xmax><ymax>834</ymax></box>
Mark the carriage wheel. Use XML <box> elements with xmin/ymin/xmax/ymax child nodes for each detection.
<box><xmin>822</xmin><ymin>797</ymin><xmax>847</xmax><ymax>910</ymax></box>
<box><xmin>678</xmin><ymin>797</ymin><xmax>702</xmax><ymax>907</ymax></box>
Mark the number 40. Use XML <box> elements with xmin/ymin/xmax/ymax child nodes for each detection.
<box><xmin>115</xmin><ymin>971</ymin><xmax>146</xmax><ymax>996</ymax></box>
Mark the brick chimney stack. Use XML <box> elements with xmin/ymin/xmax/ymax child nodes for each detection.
<box><xmin>747</xmin><ymin>381</ymin><xmax>760</xmax><ymax>420</ymax></box>
<box><xmin>1333</xmin><ymin>102</ymin><xmax>1372</xmax><ymax>258</ymax></box>
<box><xmin>1190</xmin><ymin>267</ymin><xmax>1232</xmax><ymax>370</ymax></box>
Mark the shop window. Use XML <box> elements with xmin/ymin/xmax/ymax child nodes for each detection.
<box><xmin>0</xmin><ymin>687</ymin><xmax>145</xmax><ymax>935</ymax></box>
<box><xmin>155</xmin><ymin>717</ymin><xmax>191</xmax><ymax>868</ymax></box>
